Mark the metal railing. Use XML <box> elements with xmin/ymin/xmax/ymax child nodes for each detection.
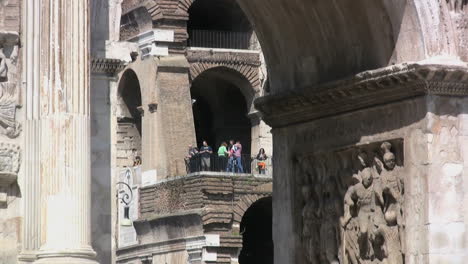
<box><xmin>185</xmin><ymin>154</ymin><xmax>272</xmax><ymax>175</ymax></box>
<box><xmin>187</xmin><ymin>29</ymin><xmax>251</xmax><ymax>49</ymax></box>
<box><xmin>185</xmin><ymin>154</ymin><xmax>251</xmax><ymax>174</ymax></box>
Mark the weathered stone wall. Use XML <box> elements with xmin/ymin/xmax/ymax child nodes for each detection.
<box><xmin>91</xmin><ymin>75</ymin><xmax>113</xmax><ymax>264</ymax></box>
<box><xmin>116</xmin><ymin>121</ymin><xmax>142</xmax><ymax>167</ymax></box>
<box><xmin>0</xmin><ymin>0</ymin><xmax>21</xmax><ymax>263</ymax></box>
<box><xmin>116</xmin><ymin>55</ymin><xmax>198</xmax><ymax>179</ymax></box>
<box><xmin>0</xmin><ymin>0</ymin><xmax>20</xmax><ymax>32</ymax></box>
<box><xmin>156</xmin><ymin>56</ymin><xmax>197</xmax><ymax>177</ymax></box>
<box><xmin>139</xmin><ymin>174</ymin><xmax>272</xmax><ymax>233</ymax></box>
<box><xmin>271</xmin><ymin>93</ymin><xmax>468</xmax><ymax>263</ymax></box>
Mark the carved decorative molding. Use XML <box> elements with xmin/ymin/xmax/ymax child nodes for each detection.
<box><xmin>187</xmin><ymin>49</ymin><xmax>261</xmax><ymax>89</ymax></box>
<box><xmin>255</xmin><ymin>63</ymin><xmax>468</xmax><ymax>127</ymax></box>
<box><xmin>91</xmin><ymin>58</ymin><xmax>127</xmax><ymax>75</ymax></box>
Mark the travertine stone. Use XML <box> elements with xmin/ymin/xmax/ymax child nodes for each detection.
<box><xmin>20</xmin><ymin>0</ymin><xmax>99</xmax><ymax>263</ymax></box>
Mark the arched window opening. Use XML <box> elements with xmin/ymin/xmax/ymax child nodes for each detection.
<box><xmin>239</xmin><ymin>197</ymin><xmax>273</xmax><ymax>264</ymax></box>
<box><xmin>117</xmin><ymin>69</ymin><xmax>143</xmax><ymax>167</ymax></box>
<box><xmin>187</xmin><ymin>0</ymin><xmax>253</xmax><ymax>49</ymax></box>
<box><xmin>191</xmin><ymin>67</ymin><xmax>252</xmax><ymax>158</ymax></box>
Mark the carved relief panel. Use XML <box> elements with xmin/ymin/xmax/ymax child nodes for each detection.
<box><xmin>0</xmin><ymin>143</ymin><xmax>21</xmax><ymax>207</ymax></box>
<box><xmin>0</xmin><ymin>31</ymin><xmax>20</xmax><ymax>138</ymax></box>
<box><xmin>296</xmin><ymin>139</ymin><xmax>404</xmax><ymax>264</ymax></box>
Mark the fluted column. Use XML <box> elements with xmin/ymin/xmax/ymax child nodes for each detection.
<box><xmin>18</xmin><ymin>0</ymin><xmax>42</xmax><ymax>262</ymax></box>
<box><xmin>32</xmin><ymin>0</ymin><xmax>98</xmax><ymax>263</ymax></box>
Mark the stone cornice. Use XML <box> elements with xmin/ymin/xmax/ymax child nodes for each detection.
<box><xmin>91</xmin><ymin>58</ymin><xmax>127</xmax><ymax>75</ymax></box>
<box><xmin>187</xmin><ymin>48</ymin><xmax>261</xmax><ymax>67</ymax></box>
<box><xmin>255</xmin><ymin>63</ymin><xmax>468</xmax><ymax>128</ymax></box>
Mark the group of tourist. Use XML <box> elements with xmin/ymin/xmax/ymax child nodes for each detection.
<box><xmin>185</xmin><ymin>140</ymin><xmax>269</xmax><ymax>174</ymax></box>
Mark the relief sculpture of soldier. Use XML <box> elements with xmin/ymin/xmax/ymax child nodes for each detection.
<box><xmin>342</xmin><ymin>150</ymin><xmax>387</xmax><ymax>263</ymax></box>
<box><xmin>342</xmin><ymin>143</ymin><xmax>405</xmax><ymax>264</ymax></box>
<box><xmin>375</xmin><ymin>142</ymin><xmax>405</xmax><ymax>264</ymax></box>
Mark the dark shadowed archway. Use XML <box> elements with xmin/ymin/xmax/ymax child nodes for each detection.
<box><xmin>117</xmin><ymin>69</ymin><xmax>143</xmax><ymax>166</ymax></box>
<box><xmin>190</xmin><ymin>67</ymin><xmax>254</xmax><ymax>155</ymax></box>
<box><xmin>118</xmin><ymin>69</ymin><xmax>143</xmax><ymax>135</ymax></box>
<box><xmin>239</xmin><ymin>196</ymin><xmax>273</xmax><ymax>264</ymax></box>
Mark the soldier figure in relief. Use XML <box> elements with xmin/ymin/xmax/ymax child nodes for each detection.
<box><xmin>375</xmin><ymin>142</ymin><xmax>405</xmax><ymax>264</ymax></box>
<box><xmin>342</xmin><ymin>161</ymin><xmax>386</xmax><ymax>262</ymax></box>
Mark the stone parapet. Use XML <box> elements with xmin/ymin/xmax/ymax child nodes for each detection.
<box><xmin>138</xmin><ymin>172</ymin><xmax>272</xmax><ymax>228</ymax></box>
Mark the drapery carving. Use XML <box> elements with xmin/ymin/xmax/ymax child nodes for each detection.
<box><xmin>297</xmin><ymin>139</ymin><xmax>404</xmax><ymax>264</ymax></box>
<box><xmin>0</xmin><ymin>31</ymin><xmax>20</xmax><ymax>138</ymax></box>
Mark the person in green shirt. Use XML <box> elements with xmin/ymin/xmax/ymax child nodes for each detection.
<box><xmin>217</xmin><ymin>142</ymin><xmax>228</xmax><ymax>171</ymax></box>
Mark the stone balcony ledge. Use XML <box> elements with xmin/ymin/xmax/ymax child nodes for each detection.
<box><xmin>138</xmin><ymin>172</ymin><xmax>272</xmax><ymax>224</ymax></box>
<box><xmin>140</xmin><ymin>171</ymin><xmax>271</xmax><ymax>190</ymax></box>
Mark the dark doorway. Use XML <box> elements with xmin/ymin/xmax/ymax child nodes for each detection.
<box><xmin>239</xmin><ymin>196</ymin><xmax>273</xmax><ymax>264</ymax></box>
<box><xmin>190</xmin><ymin>67</ymin><xmax>252</xmax><ymax>156</ymax></box>
<box><xmin>117</xmin><ymin>69</ymin><xmax>142</xmax><ymax>166</ymax></box>
<box><xmin>118</xmin><ymin>69</ymin><xmax>142</xmax><ymax>135</ymax></box>
<box><xmin>187</xmin><ymin>0</ymin><xmax>253</xmax><ymax>49</ymax></box>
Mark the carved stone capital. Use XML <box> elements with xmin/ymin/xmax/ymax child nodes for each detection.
<box><xmin>91</xmin><ymin>57</ymin><xmax>127</xmax><ymax>75</ymax></box>
<box><xmin>255</xmin><ymin>63</ymin><xmax>468</xmax><ymax>127</ymax></box>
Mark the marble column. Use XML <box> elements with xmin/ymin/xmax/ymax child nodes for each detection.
<box><xmin>25</xmin><ymin>0</ymin><xmax>99</xmax><ymax>263</ymax></box>
<box><xmin>18</xmin><ymin>0</ymin><xmax>41</xmax><ymax>262</ymax></box>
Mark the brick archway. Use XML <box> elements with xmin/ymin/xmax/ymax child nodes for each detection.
<box><xmin>189</xmin><ymin>63</ymin><xmax>260</xmax><ymax>92</ymax></box>
<box><xmin>233</xmin><ymin>183</ymin><xmax>272</xmax><ymax>225</ymax></box>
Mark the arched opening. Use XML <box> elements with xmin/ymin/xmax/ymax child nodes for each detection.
<box><xmin>116</xmin><ymin>69</ymin><xmax>143</xmax><ymax>167</ymax></box>
<box><xmin>187</xmin><ymin>0</ymin><xmax>253</xmax><ymax>49</ymax></box>
<box><xmin>190</xmin><ymin>67</ymin><xmax>253</xmax><ymax>157</ymax></box>
<box><xmin>239</xmin><ymin>196</ymin><xmax>273</xmax><ymax>264</ymax></box>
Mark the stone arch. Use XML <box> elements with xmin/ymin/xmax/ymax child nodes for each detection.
<box><xmin>233</xmin><ymin>0</ymin><xmax>459</xmax><ymax>95</ymax></box>
<box><xmin>116</xmin><ymin>69</ymin><xmax>143</xmax><ymax>166</ymax></box>
<box><xmin>189</xmin><ymin>65</ymin><xmax>258</xmax><ymax>116</ymax></box>
<box><xmin>190</xmin><ymin>63</ymin><xmax>260</xmax><ymax>96</ymax></box>
<box><xmin>233</xmin><ymin>183</ymin><xmax>272</xmax><ymax>225</ymax></box>
<box><xmin>177</xmin><ymin>0</ymin><xmax>193</xmax><ymax>17</ymax></box>
<box><xmin>238</xmin><ymin>196</ymin><xmax>273</xmax><ymax>264</ymax></box>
